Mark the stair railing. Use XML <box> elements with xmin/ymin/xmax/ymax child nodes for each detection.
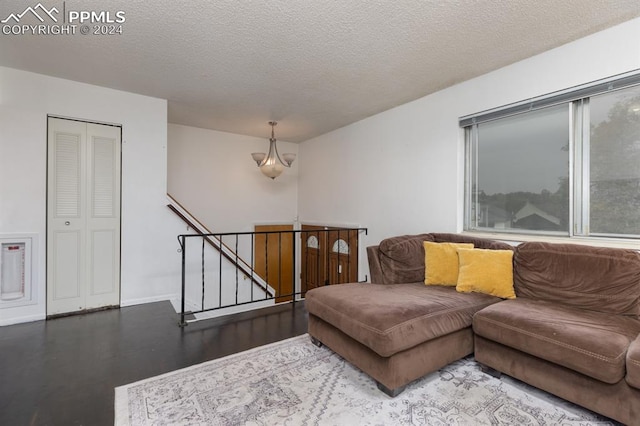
<box><xmin>177</xmin><ymin>227</ymin><xmax>367</xmax><ymax>326</ymax></box>
<box><xmin>167</xmin><ymin>194</ymin><xmax>271</xmax><ymax>293</ymax></box>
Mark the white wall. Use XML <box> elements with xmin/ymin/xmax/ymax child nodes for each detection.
<box><xmin>0</xmin><ymin>67</ymin><xmax>182</xmax><ymax>325</ymax></box>
<box><xmin>298</xmin><ymin>18</ymin><xmax>640</xmax><ymax>277</ymax></box>
<box><xmin>167</xmin><ymin>124</ymin><xmax>298</xmax><ymax>232</ymax></box>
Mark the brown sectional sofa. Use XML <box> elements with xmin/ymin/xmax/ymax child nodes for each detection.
<box><xmin>306</xmin><ymin>233</ymin><xmax>512</xmax><ymax>395</ymax></box>
<box><xmin>305</xmin><ymin>233</ymin><xmax>640</xmax><ymax>425</ymax></box>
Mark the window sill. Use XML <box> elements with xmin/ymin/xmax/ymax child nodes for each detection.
<box><xmin>461</xmin><ymin>231</ymin><xmax>640</xmax><ymax>250</ymax></box>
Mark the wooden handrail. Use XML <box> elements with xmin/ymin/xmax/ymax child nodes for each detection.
<box><xmin>166</xmin><ymin>201</ymin><xmax>272</xmax><ymax>295</ymax></box>
<box><xmin>167</xmin><ymin>195</ymin><xmax>212</xmax><ymax>232</ymax></box>
<box><xmin>167</xmin><ymin>194</ymin><xmax>257</xmax><ymax>272</ymax></box>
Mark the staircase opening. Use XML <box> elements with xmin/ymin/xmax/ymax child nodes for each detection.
<box><xmin>167</xmin><ymin>194</ymin><xmax>367</xmax><ymax>326</ymax></box>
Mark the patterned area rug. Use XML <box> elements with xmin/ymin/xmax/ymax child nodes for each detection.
<box><xmin>115</xmin><ymin>334</ymin><xmax>616</xmax><ymax>425</ymax></box>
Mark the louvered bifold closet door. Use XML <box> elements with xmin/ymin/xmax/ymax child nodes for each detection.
<box><xmin>85</xmin><ymin>123</ymin><xmax>120</xmax><ymax>310</ymax></box>
<box><xmin>47</xmin><ymin>118</ymin><xmax>121</xmax><ymax>315</ymax></box>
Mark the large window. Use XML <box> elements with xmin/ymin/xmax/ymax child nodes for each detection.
<box><xmin>464</xmin><ymin>75</ymin><xmax>640</xmax><ymax>239</ymax></box>
<box><xmin>588</xmin><ymin>87</ymin><xmax>640</xmax><ymax>235</ymax></box>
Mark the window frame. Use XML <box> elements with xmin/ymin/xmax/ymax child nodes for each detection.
<box><xmin>462</xmin><ymin>71</ymin><xmax>640</xmax><ymax>240</ymax></box>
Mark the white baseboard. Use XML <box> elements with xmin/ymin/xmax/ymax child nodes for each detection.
<box><xmin>0</xmin><ymin>313</ymin><xmax>46</xmax><ymax>326</ymax></box>
<box><xmin>120</xmin><ymin>293</ymin><xmax>179</xmax><ymax>308</ymax></box>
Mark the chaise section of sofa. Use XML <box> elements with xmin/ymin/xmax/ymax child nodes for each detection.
<box><xmin>306</xmin><ymin>282</ymin><xmax>499</xmax><ymax>394</ymax></box>
<box><xmin>306</xmin><ymin>283</ymin><xmax>498</xmax><ymax>358</ymax></box>
<box><xmin>306</xmin><ymin>232</ymin><xmax>511</xmax><ymax>396</ymax></box>
<box><xmin>474</xmin><ymin>241</ymin><xmax>640</xmax><ymax>425</ymax></box>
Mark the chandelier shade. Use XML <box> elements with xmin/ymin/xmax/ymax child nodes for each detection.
<box><xmin>251</xmin><ymin>121</ymin><xmax>296</xmax><ymax>179</ymax></box>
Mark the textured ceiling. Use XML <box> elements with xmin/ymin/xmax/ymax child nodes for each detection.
<box><xmin>1</xmin><ymin>0</ymin><xmax>639</xmax><ymax>142</ymax></box>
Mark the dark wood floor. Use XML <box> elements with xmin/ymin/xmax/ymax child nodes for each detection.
<box><xmin>0</xmin><ymin>301</ymin><xmax>308</xmax><ymax>426</ymax></box>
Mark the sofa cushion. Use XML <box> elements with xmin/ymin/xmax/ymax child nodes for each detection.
<box><xmin>628</xmin><ymin>335</ymin><xmax>640</xmax><ymax>390</ymax></box>
<box><xmin>456</xmin><ymin>248</ymin><xmax>515</xmax><ymax>299</ymax></box>
<box><xmin>378</xmin><ymin>234</ymin><xmax>434</xmax><ymax>284</ymax></box>
<box><xmin>306</xmin><ymin>283</ymin><xmax>500</xmax><ymax>357</ymax></box>
<box><xmin>514</xmin><ymin>242</ymin><xmax>640</xmax><ymax>317</ymax></box>
<box><xmin>474</xmin><ymin>299</ymin><xmax>640</xmax><ymax>384</ymax></box>
<box><xmin>423</xmin><ymin>242</ymin><xmax>473</xmax><ymax>286</ymax></box>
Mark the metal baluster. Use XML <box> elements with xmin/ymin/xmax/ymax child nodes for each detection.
<box><xmin>251</xmin><ymin>233</ymin><xmax>255</xmax><ymax>302</ymax></box>
<box><xmin>235</xmin><ymin>234</ymin><xmax>239</xmax><ymax>306</ymax></box>
<box><xmin>201</xmin><ymin>237</ymin><xmax>205</xmax><ymax>311</ymax></box>
<box><xmin>338</xmin><ymin>229</ymin><xmax>341</xmax><ymax>284</ymax></box>
<box><xmin>325</xmin><ymin>228</ymin><xmax>330</xmax><ymax>286</ymax></box>
<box><xmin>264</xmin><ymin>233</ymin><xmax>269</xmax><ymax>300</ymax></box>
<box><xmin>218</xmin><ymin>234</ymin><xmax>222</xmax><ymax>308</ymax></box>
<box><xmin>347</xmin><ymin>229</ymin><xmax>351</xmax><ymax>283</ymax></box>
<box><xmin>316</xmin><ymin>231</ymin><xmax>321</xmax><ymax>289</ymax></box>
<box><xmin>278</xmin><ymin>232</ymin><xmax>282</xmax><ymax>301</ymax></box>
<box><xmin>292</xmin><ymin>230</ymin><xmax>297</xmax><ymax>305</ymax></box>
<box><xmin>180</xmin><ymin>235</ymin><xmax>186</xmax><ymax>327</ymax></box>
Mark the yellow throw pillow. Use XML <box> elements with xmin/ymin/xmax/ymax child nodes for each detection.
<box><xmin>424</xmin><ymin>242</ymin><xmax>474</xmax><ymax>286</ymax></box>
<box><xmin>456</xmin><ymin>248</ymin><xmax>515</xmax><ymax>299</ymax></box>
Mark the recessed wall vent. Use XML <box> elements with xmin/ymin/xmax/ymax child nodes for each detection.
<box><xmin>1</xmin><ymin>242</ymin><xmax>25</xmax><ymax>300</ymax></box>
<box><xmin>0</xmin><ymin>235</ymin><xmax>35</xmax><ymax>308</ymax></box>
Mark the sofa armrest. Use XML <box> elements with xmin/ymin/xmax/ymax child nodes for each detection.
<box><xmin>367</xmin><ymin>245</ymin><xmax>384</xmax><ymax>283</ymax></box>
<box><xmin>627</xmin><ymin>334</ymin><xmax>640</xmax><ymax>389</ymax></box>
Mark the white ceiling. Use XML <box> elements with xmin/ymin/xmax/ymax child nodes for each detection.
<box><xmin>1</xmin><ymin>0</ymin><xmax>639</xmax><ymax>142</ymax></box>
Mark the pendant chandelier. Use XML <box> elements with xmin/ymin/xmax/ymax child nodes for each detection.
<box><xmin>251</xmin><ymin>121</ymin><xmax>296</xmax><ymax>179</ymax></box>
